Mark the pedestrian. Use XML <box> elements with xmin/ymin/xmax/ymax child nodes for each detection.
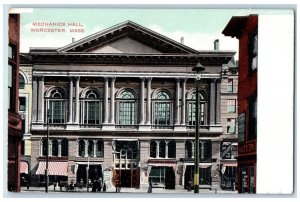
<box><xmin>187</xmin><ymin>181</ymin><xmax>192</xmax><ymax>192</ymax></box>
<box><xmin>92</xmin><ymin>180</ymin><xmax>97</xmax><ymax>192</ymax></box>
<box><xmin>54</xmin><ymin>181</ymin><xmax>57</xmax><ymax>191</ymax></box>
<box><xmin>97</xmin><ymin>179</ymin><xmax>102</xmax><ymax>192</ymax></box>
<box><xmin>103</xmin><ymin>182</ymin><xmax>106</xmax><ymax>192</ymax></box>
<box><xmin>148</xmin><ymin>180</ymin><xmax>152</xmax><ymax>193</ymax></box>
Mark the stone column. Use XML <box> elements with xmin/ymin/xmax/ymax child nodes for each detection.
<box><xmin>68</xmin><ymin>77</ymin><xmax>73</xmax><ymax>123</ymax></box>
<box><xmin>210</xmin><ymin>80</ymin><xmax>216</xmax><ymax>124</ymax></box>
<box><xmin>84</xmin><ymin>140</ymin><xmax>88</xmax><ymax>157</ymax></box>
<box><xmin>216</xmin><ymin>80</ymin><xmax>221</xmax><ymax>124</ymax></box>
<box><xmin>181</xmin><ymin>78</ymin><xmax>187</xmax><ymax>125</ymax></box>
<box><xmin>192</xmin><ymin>142</ymin><xmax>195</xmax><ymax>158</ymax></box>
<box><xmin>139</xmin><ymin>78</ymin><xmax>145</xmax><ymax>125</ymax></box>
<box><xmin>37</xmin><ymin>76</ymin><xmax>44</xmax><ymax>123</ymax></box>
<box><xmin>32</xmin><ymin>76</ymin><xmax>38</xmax><ymax>122</ymax></box>
<box><xmin>74</xmin><ymin>77</ymin><xmax>80</xmax><ymax>124</ymax></box>
<box><xmin>93</xmin><ymin>140</ymin><xmax>97</xmax><ymax>157</ymax></box>
<box><xmin>109</xmin><ymin>77</ymin><xmax>116</xmax><ymax>124</ymax></box>
<box><xmin>156</xmin><ymin>141</ymin><xmax>160</xmax><ymax>158</ymax></box>
<box><xmin>146</xmin><ymin>78</ymin><xmax>152</xmax><ymax>125</ymax></box>
<box><xmin>49</xmin><ymin>140</ymin><xmax>52</xmax><ymax>157</ymax></box>
<box><xmin>58</xmin><ymin>139</ymin><xmax>62</xmax><ymax>157</ymax></box>
<box><xmin>40</xmin><ymin>140</ymin><xmax>43</xmax><ymax>156</ymax></box>
<box><xmin>103</xmin><ymin>77</ymin><xmax>109</xmax><ymax>124</ymax></box>
<box><xmin>175</xmin><ymin>78</ymin><xmax>180</xmax><ymax>125</ymax></box>
<box><xmin>165</xmin><ymin>141</ymin><xmax>169</xmax><ymax>158</ymax></box>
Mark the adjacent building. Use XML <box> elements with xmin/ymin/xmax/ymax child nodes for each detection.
<box><xmin>21</xmin><ymin>21</ymin><xmax>238</xmax><ymax>190</ymax></box>
<box><xmin>223</xmin><ymin>15</ymin><xmax>258</xmax><ymax>193</ymax></box>
<box><xmin>8</xmin><ymin>13</ymin><xmax>23</xmax><ymax>192</ymax></box>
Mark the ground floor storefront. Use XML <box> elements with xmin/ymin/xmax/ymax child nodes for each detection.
<box><xmin>29</xmin><ymin>137</ymin><xmax>237</xmax><ymax>190</ymax></box>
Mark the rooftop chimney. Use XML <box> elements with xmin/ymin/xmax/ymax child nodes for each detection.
<box><xmin>72</xmin><ymin>38</ymin><xmax>75</xmax><ymax>43</ymax></box>
<box><xmin>214</xmin><ymin>39</ymin><xmax>219</xmax><ymax>50</ymax></box>
<box><xmin>180</xmin><ymin>37</ymin><xmax>184</xmax><ymax>44</ymax></box>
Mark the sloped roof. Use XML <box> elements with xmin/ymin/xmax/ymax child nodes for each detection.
<box><xmin>57</xmin><ymin>20</ymin><xmax>199</xmax><ymax>54</ymax></box>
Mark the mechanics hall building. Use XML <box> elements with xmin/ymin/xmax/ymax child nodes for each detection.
<box><xmin>21</xmin><ymin>21</ymin><xmax>238</xmax><ymax>190</ymax></box>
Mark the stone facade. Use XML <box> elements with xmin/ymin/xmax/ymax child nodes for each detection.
<box><xmin>22</xmin><ymin>21</ymin><xmax>238</xmax><ymax>190</ymax></box>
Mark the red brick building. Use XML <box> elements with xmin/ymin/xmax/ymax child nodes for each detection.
<box><xmin>8</xmin><ymin>13</ymin><xmax>23</xmax><ymax>192</ymax></box>
<box><xmin>222</xmin><ymin>15</ymin><xmax>258</xmax><ymax>193</ymax></box>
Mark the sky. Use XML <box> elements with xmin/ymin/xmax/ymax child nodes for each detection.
<box><xmin>19</xmin><ymin>8</ymin><xmax>293</xmax><ymax>59</ymax></box>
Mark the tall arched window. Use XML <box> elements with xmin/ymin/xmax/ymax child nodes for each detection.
<box><xmin>88</xmin><ymin>140</ymin><xmax>94</xmax><ymax>157</ymax></box>
<box><xmin>61</xmin><ymin>139</ymin><xmax>68</xmax><ymax>156</ymax></box>
<box><xmin>83</xmin><ymin>90</ymin><xmax>101</xmax><ymax>125</ymax></box>
<box><xmin>19</xmin><ymin>73</ymin><xmax>25</xmax><ymax>89</ymax></box>
<box><xmin>185</xmin><ymin>141</ymin><xmax>193</xmax><ymax>158</ymax></box>
<box><xmin>154</xmin><ymin>91</ymin><xmax>171</xmax><ymax>127</ymax></box>
<box><xmin>150</xmin><ymin>141</ymin><xmax>157</xmax><ymax>158</ymax></box>
<box><xmin>78</xmin><ymin>140</ymin><xmax>85</xmax><ymax>157</ymax></box>
<box><xmin>119</xmin><ymin>91</ymin><xmax>135</xmax><ymax>126</ymax></box>
<box><xmin>42</xmin><ymin>139</ymin><xmax>48</xmax><ymax>156</ymax></box>
<box><xmin>52</xmin><ymin>139</ymin><xmax>59</xmax><ymax>156</ymax></box>
<box><xmin>168</xmin><ymin>141</ymin><xmax>176</xmax><ymax>158</ymax></box>
<box><xmin>96</xmin><ymin>140</ymin><xmax>104</xmax><ymax>157</ymax></box>
<box><xmin>48</xmin><ymin>89</ymin><xmax>67</xmax><ymax>124</ymax></box>
<box><xmin>187</xmin><ymin>92</ymin><xmax>205</xmax><ymax>126</ymax></box>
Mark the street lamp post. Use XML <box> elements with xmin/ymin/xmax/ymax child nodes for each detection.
<box><xmin>192</xmin><ymin>61</ymin><xmax>205</xmax><ymax>194</ymax></box>
<box><xmin>45</xmin><ymin>108</ymin><xmax>50</xmax><ymax>193</ymax></box>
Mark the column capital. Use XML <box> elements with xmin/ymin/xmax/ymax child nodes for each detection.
<box><xmin>37</xmin><ymin>75</ymin><xmax>44</xmax><ymax>81</ymax></box>
<box><xmin>139</xmin><ymin>77</ymin><xmax>146</xmax><ymax>81</ymax></box>
<box><xmin>110</xmin><ymin>76</ymin><xmax>116</xmax><ymax>82</ymax></box>
<box><xmin>146</xmin><ymin>77</ymin><xmax>152</xmax><ymax>82</ymax></box>
<box><xmin>181</xmin><ymin>77</ymin><xmax>188</xmax><ymax>83</ymax></box>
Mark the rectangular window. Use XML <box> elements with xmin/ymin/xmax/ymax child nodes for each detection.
<box><xmin>248</xmin><ymin>94</ymin><xmax>257</xmax><ymax>141</ymax></box>
<box><xmin>249</xmin><ymin>29</ymin><xmax>258</xmax><ymax>71</ymax></box>
<box><xmin>188</xmin><ymin>102</ymin><xmax>204</xmax><ymax>125</ymax></box>
<box><xmin>227</xmin><ymin>79</ymin><xmax>233</xmax><ymax>92</ymax></box>
<box><xmin>227</xmin><ymin>118</ymin><xmax>236</xmax><ymax>134</ymax></box>
<box><xmin>19</xmin><ymin>97</ymin><xmax>26</xmax><ymax>111</ymax></box>
<box><xmin>238</xmin><ymin>112</ymin><xmax>246</xmax><ymax>143</ymax></box>
<box><xmin>120</xmin><ymin>101</ymin><xmax>135</xmax><ymax>125</ymax></box>
<box><xmin>8</xmin><ymin>44</ymin><xmax>15</xmax><ymax>60</ymax></box>
<box><xmin>155</xmin><ymin>102</ymin><xmax>170</xmax><ymax>125</ymax></box>
<box><xmin>227</xmin><ymin>99</ymin><xmax>236</xmax><ymax>113</ymax></box>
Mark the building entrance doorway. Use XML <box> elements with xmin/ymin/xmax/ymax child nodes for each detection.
<box><xmin>76</xmin><ymin>164</ymin><xmax>102</xmax><ymax>185</ymax></box>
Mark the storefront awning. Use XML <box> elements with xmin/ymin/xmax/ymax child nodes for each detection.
<box><xmin>20</xmin><ymin>161</ymin><xmax>28</xmax><ymax>174</ymax></box>
<box><xmin>183</xmin><ymin>162</ymin><xmax>212</xmax><ymax>168</ymax></box>
<box><xmin>36</xmin><ymin>161</ymin><xmax>68</xmax><ymax>176</ymax></box>
<box><xmin>222</xmin><ymin>162</ymin><xmax>238</xmax><ymax>167</ymax></box>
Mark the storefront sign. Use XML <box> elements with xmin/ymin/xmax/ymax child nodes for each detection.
<box><xmin>238</xmin><ymin>142</ymin><xmax>256</xmax><ymax>155</ymax></box>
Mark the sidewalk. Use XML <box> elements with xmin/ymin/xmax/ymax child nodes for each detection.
<box><xmin>21</xmin><ymin>186</ymin><xmax>238</xmax><ymax>194</ymax></box>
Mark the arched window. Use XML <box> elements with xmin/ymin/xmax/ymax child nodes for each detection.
<box><xmin>42</xmin><ymin>139</ymin><xmax>48</xmax><ymax>156</ymax></box>
<box><xmin>154</xmin><ymin>91</ymin><xmax>171</xmax><ymax>127</ymax></box>
<box><xmin>159</xmin><ymin>141</ymin><xmax>166</xmax><ymax>158</ymax></box>
<box><xmin>168</xmin><ymin>141</ymin><xmax>176</xmax><ymax>158</ymax></box>
<box><xmin>200</xmin><ymin>141</ymin><xmax>212</xmax><ymax>161</ymax></box>
<box><xmin>48</xmin><ymin>89</ymin><xmax>66</xmax><ymax>124</ymax></box>
<box><xmin>83</xmin><ymin>90</ymin><xmax>101</xmax><ymax>125</ymax></box>
<box><xmin>88</xmin><ymin>140</ymin><xmax>94</xmax><ymax>157</ymax></box>
<box><xmin>19</xmin><ymin>73</ymin><xmax>25</xmax><ymax>89</ymax></box>
<box><xmin>150</xmin><ymin>141</ymin><xmax>157</xmax><ymax>158</ymax></box>
<box><xmin>119</xmin><ymin>91</ymin><xmax>135</xmax><ymax>126</ymax></box>
<box><xmin>61</xmin><ymin>139</ymin><xmax>68</xmax><ymax>156</ymax></box>
<box><xmin>96</xmin><ymin>140</ymin><xmax>104</xmax><ymax>157</ymax></box>
<box><xmin>185</xmin><ymin>141</ymin><xmax>193</xmax><ymax>158</ymax></box>
<box><xmin>78</xmin><ymin>140</ymin><xmax>85</xmax><ymax>157</ymax></box>
<box><xmin>187</xmin><ymin>92</ymin><xmax>205</xmax><ymax>126</ymax></box>
<box><xmin>52</xmin><ymin>139</ymin><xmax>59</xmax><ymax>156</ymax></box>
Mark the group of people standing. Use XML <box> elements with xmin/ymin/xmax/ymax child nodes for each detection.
<box><xmin>92</xmin><ymin>179</ymin><xmax>106</xmax><ymax>192</ymax></box>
